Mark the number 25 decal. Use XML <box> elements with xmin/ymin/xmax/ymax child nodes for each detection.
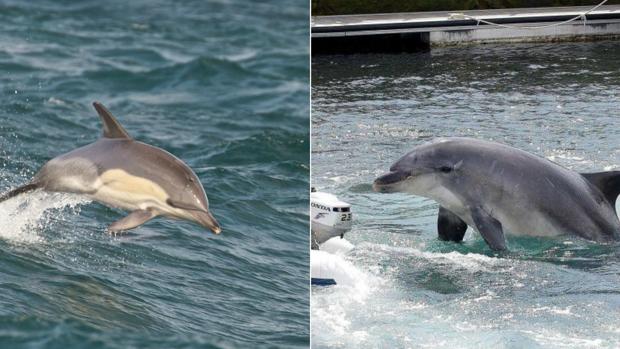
<box><xmin>341</xmin><ymin>213</ymin><xmax>352</xmax><ymax>221</ymax></box>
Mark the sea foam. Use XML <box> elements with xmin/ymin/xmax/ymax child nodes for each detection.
<box><xmin>0</xmin><ymin>190</ymin><xmax>88</xmax><ymax>244</ymax></box>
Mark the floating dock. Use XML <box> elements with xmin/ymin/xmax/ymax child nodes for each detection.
<box><xmin>312</xmin><ymin>5</ymin><xmax>620</xmax><ymax>53</ymax></box>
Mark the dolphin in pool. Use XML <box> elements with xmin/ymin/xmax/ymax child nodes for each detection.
<box><xmin>373</xmin><ymin>137</ymin><xmax>620</xmax><ymax>251</ymax></box>
<box><xmin>0</xmin><ymin>102</ymin><xmax>221</xmax><ymax>234</ymax></box>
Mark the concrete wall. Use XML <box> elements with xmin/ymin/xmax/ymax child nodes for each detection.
<box><xmin>428</xmin><ymin>20</ymin><xmax>620</xmax><ymax>45</ymax></box>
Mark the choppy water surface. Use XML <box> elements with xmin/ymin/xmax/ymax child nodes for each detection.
<box><xmin>312</xmin><ymin>41</ymin><xmax>620</xmax><ymax>348</ymax></box>
<box><xmin>0</xmin><ymin>1</ymin><xmax>309</xmax><ymax>348</ymax></box>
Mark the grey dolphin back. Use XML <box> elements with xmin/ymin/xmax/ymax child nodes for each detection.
<box><xmin>93</xmin><ymin>102</ymin><xmax>132</xmax><ymax>139</ymax></box>
<box><xmin>581</xmin><ymin>171</ymin><xmax>620</xmax><ymax>209</ymax></box>
<box><xmin>0</xmin><ymin>183</ymin><xmax>39</xmax><ymax>203</ymax></box>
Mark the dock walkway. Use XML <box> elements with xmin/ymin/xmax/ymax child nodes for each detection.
<box><xmin>312</xmin><ymin>5</ymin><xmax>620</xmax><ymax>53</ymax></box>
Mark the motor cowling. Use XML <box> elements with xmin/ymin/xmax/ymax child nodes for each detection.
<box><xmin>310</xmin><ymin>191</ymin><xmax>352</xmax><ymax>249</ymax></box>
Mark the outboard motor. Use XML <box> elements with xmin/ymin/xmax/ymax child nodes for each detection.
<box><xmin>310</xmin><ymin>189</ymin><xmax>352</xmax><ymax>249</ymax></box>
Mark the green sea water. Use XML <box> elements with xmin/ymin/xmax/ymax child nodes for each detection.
<box><xmin>0</xmin><ymin>0</ymin><xmax>309</xmax><ymax>348</ymax></box>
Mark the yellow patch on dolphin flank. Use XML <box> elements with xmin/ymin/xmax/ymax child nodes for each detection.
<box><xmin>98</xmin><ymin>169</ymin><xmax>169</xmax><ymax>207</ymax></box>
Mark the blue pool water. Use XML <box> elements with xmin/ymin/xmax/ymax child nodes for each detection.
<box><xmin>312</xmin><ymin>41</ymin><xmax>620</xmax><ymax>348</ymax></box>
<box><xmin>0</xmin><ymin>1</ymin><xmax>309</xmax><ymax>348</ymax></box>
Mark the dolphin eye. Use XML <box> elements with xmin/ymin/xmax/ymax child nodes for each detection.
<box><xmin>439</xmin><ymin>166</ymin><xmax>452</xmax><ymax>173</ymax></box>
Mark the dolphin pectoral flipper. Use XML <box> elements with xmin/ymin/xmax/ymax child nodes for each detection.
<box><xmin>108</xmin><ymin>209</ymin><xmax>156</xmax><ymax>233</ymax></box>
<box><xmin>471</xmin><ymin>207</ymin><xmax>506</xmax><ymax>251</ymax></box>
<box><xmin>437</xmin><ymin>206</ymin><xmax>467</xmax><ymax>242</ymax></box>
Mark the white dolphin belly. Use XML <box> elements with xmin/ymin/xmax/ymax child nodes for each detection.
<box><xmin>91</xmin><ymin>169</ymin><xmax>170</xmax><ymax>212</ymax></box>
<box><xmin>493</xmin><ymin>204</ymin><xmax>564</xmax><ymax>237</ymax></box>
<box><xmin>429</xmin><ymin>183</ymin><xmax>565</xmax><ymax>238</ymax></box>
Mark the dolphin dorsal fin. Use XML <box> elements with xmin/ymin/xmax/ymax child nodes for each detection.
<box><xmin>581</xmin><ymin>171</ymin><xmax>620</xmax><ymax>208</ymax></box>
<box><xmin>93</xmin><ymin>102</ymin><xmax>132</xmax><ymax>139</ymax></box>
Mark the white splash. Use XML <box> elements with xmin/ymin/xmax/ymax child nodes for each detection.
<box><xmin>527</xmin><ymin>64</ymin><xmax>546</xmax><ymax>70</ymax></box>
<box><xmin>45</xmin><ymin>97</ymin><xmax>67</xmax><ymax>106</ymax></box>
<box><xmin>311</xmin><ymin>247</ymin><xmax>385</xmax><ymax>345</ymax></box>
<box><xmin>221</xmin><ymin>49</ymin><xmax>257</xmax><ymax>62</ymax></box>
<box><xmin>360</xmin><ymin>242</ymin><xmax>510</xmax><ymax>273</ymax></box>
<box><xmin>0</xmin><ymin>190</ymin><xmax>89</xmax><ymax>244</ymax></box>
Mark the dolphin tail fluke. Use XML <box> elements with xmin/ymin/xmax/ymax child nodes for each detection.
<box><xmin>581</xmin><ymin>171</ymin><xmax>620</xmax><ymax>209</ymax></box>
<box><xmin>0</xmin><ymin>183</ymin><xmax>39</xmax><ymax>203</ymax></box>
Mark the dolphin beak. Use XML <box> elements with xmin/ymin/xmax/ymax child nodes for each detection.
<box><xmin>373</xmin><ymin>170</ymin><xmax>409</xmax><ymax>193</ymax></box>
<box><xmin>195</xmin><ymin>210</ymin><xmax>222</xmax><ymax>234</ymax></box>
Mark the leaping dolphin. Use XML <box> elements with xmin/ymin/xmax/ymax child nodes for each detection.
<box><xmin>0</xmin><ymin>102</ymin><xmax>221</xmax><ymax>234</ymax></box>
<box><xmin>373</xmin><ymin>137</ymin><xmax>620</xmax><ymax>251</ymax></box>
